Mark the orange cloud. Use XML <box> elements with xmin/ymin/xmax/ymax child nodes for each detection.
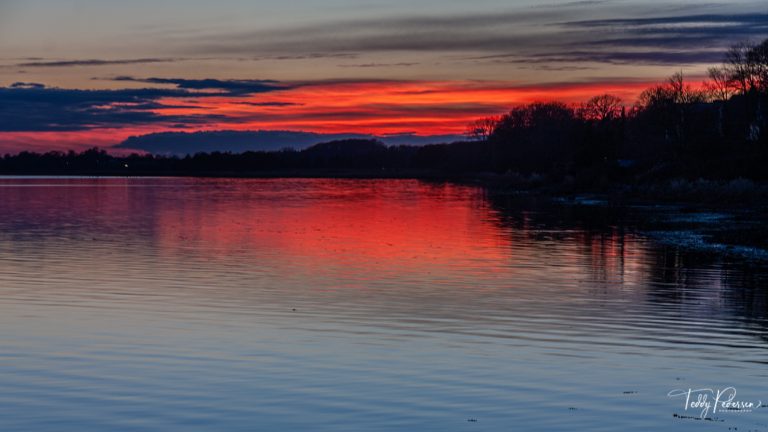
<box><xmin>155</xmin><ymin>80</ymin><xmax>658</xmax><ymax>135</ymax></box>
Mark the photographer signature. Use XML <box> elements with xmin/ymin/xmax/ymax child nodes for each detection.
<box><xmin>668</xmin><ymin>387</ymin><xmax>762</xmax><ymax>419</ymax></box>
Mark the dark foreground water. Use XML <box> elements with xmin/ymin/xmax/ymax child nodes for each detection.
<box><xmin>0</xmin><ymin>177</ymin><xmax>767</xmax><ymax>432</ymax></box>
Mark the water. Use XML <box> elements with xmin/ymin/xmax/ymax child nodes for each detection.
<box><xmin>0</xmin><ymin>177</ymin><xmax>767</xmax><ymax>431</ymax></box>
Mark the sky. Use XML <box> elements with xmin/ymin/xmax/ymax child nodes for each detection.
<box><xmin>1</xmin><ymin>0</ymin><xmax>766</xmax><ymax>153</ymax></box>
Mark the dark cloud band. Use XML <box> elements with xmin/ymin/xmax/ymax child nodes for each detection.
<box><xmin>185</xmin><ymin>9</ymin><xmax>767</xmax><ymax>67</ymax></box>
<box><xmin>0</xmin><ymin>77</ymin><xmax>289</xmax><ymax>132</ymax></box>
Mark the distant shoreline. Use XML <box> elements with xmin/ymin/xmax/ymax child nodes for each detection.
<box><xmin>2</xmin><ymin>169</ymin><xmax>767</xmax><ymax>207</ymax></box>
<box><xmin>0</xmin><ymin>169</ymin><xmax>452</xmax><ymax>180</ymax></box>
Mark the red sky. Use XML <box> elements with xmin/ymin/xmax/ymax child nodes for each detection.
<box><xmin>0</xmin><ymin>79</ymin><xmax>662</xmax><ymax>153</ymax></box>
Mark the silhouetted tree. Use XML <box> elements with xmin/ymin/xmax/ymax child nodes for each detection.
<box><xmin>756</xmin><ymin>39</ymin><xmax>768</xmax><ymax>90</ymax></box>
<box><xmin>723</xmin><ymin>41</ymin><xmax>766</xmax><ymax>97</ymax></box>
<box><xmin>466</xmin><ymin>116</ymin><xmax>501</xmax><ymax>141</ymax></box>
<box><xmin>705</xmin><ymin>66</ymin><xmax>737</xmax><ymax>102</ymax></box>
<box><xmin>490</xmin><ymin>102</ymin><xmax>577</xmax><ymax>173</ymax></box>
<box><xmin>666</xmin><ymin>71</ymin><xmax>707</xmax><ymax>105</ymax></box>
<box><xmin>578</xmin><ymin>94</ymin><xmax>623</xmax><ymax>122</ymax></box>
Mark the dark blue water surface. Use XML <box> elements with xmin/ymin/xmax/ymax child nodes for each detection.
<box><xmin>1</xmin><ymin>177</ymin><xmax>767</xmax><ymax>431</ymax></box>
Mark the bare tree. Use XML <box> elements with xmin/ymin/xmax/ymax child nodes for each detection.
<box><xmin>724</xmin><ymin>41</ymin><xmax>760</xmax><ymax>94</ymax></box>
<box><xmin>704</xmin><ymin>66</ymin><xmax>736</xmax><ymax>101</ymax></box>
<box><xmin>579</xmin><ymin>94</ymin><xmax>623</xmax><ymax>121</ymax></box>
<box><xmin>667</xmin><ymin>71</ymin><xmax>706</xmax><ymax>104</ymax></box>
<box><xmin>753</xmin><ymin>39</ymin><xmax>768</xmax><ymax>90</ymax></box>
<box><xmin>466</xmin><ymin>116</ymin><xmax>500</xmax><ymax>141</ymax></box>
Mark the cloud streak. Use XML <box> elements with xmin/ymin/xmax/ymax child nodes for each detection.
<box><xmin>0</xmin><ymin>77</ymin><xmax>291</xmax><ymax>132</ymax></box>
<box><xmin>15</xmin><ymin>58</ymin><xmax>182</xmax><ymax>68</ymax></box>
<box><xmin>472</xmin><ymin>49</ymin><xmax>726</xmax><ymax>66</ymax></box>
<box><xmin>112</xmin><ymin>76</ymin><xmax>291</xmax><ymax>95</ymax></box>
<box><xmin>0</xmin><ymin>85</ymin><xmax>220</xmax><ymax>132</ymax></box>
<box><xmin>183</xmin><ymin>8</ymin><xmax>767</xmax><ymax>67</ymax></box>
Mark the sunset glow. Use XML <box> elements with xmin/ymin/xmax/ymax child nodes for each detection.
<box><xmin>0</xmin><ymin>79</ymin><xmax>664</xmax><ymax>153</ymax></box>
<box><xmin>0</xmin><ymin>0</ymin><xmax>762</xmax><ymax>153</ymax></box>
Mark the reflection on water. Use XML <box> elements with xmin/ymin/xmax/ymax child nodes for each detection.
<box><xmin>0</xmin><ymin>177</ymin><xmax>766</xmax><ymax>431</ymax></box>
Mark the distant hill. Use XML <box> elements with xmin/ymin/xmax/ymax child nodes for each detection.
<box><xmin>377</xmin><ymin>134</ymin><xmax>467</xmax><ymax>147</ymax></box>
<box><xmin>116</xmin><ymin>130</ymin><xmax>465</xmax><ymax>155</ymax></box>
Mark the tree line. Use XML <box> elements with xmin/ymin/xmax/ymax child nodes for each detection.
<box><xmin>2</xmin><ymin>39</ymin><xmax>768</xmax><ymax>185</ymax></box>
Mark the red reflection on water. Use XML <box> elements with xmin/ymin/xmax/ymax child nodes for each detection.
<box><xmin>0</xmin><ymin>177</ymin><xmax>654</xmax><ymax>294</ymax></box>
<box><xmin>151</xmin><ymin>180</ymin><xmax>512</xmax><ymax>273</ymax></box>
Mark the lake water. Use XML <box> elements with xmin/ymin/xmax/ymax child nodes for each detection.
<box><xmin>0</xmin><ymin>177</ymin><xmax>767</xmax><ymax>431</ymax></box>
